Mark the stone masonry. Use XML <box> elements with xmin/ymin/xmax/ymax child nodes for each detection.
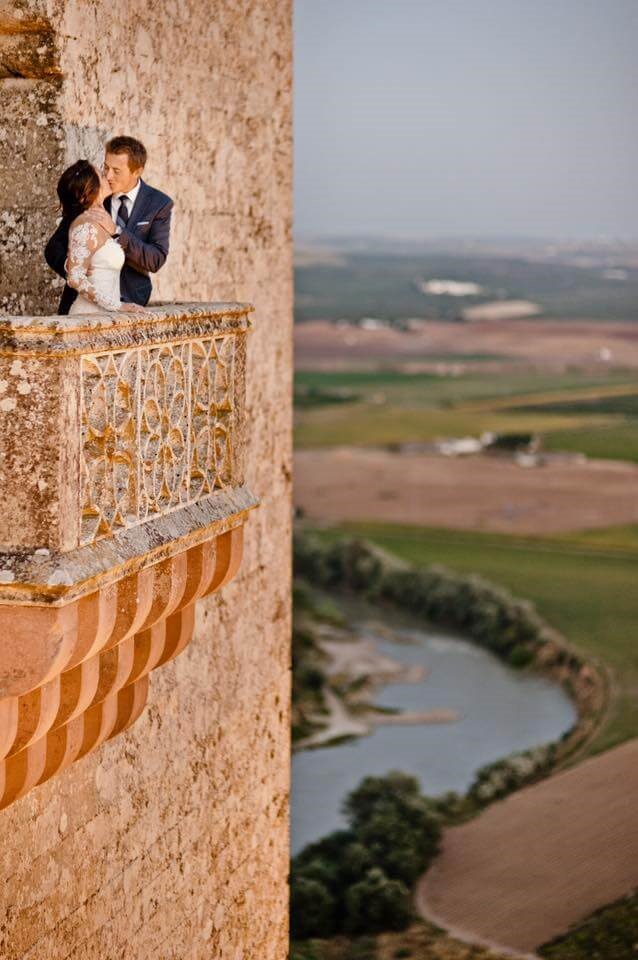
<box><xmin>0</xmin><ymin>2</ymin><xmax>292</xmax><ymax>958</ymax></box>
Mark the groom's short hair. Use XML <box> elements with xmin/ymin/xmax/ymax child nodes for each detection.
<box><xmin>105</xmin><ymin>136</ymin><xmax>147</xmax><ymax>171</ymax></box>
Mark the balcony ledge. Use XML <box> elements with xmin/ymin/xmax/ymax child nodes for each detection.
<box><xmin>0</xmin><ymin>301</ymin><xmax>254</xmax><ymax>354</ymax></box>
<box><xmin>0</xmin><ymin>301</ymin><xmax>258</xmax><ymax>809</ymax></box>
<box><xmin>0</xmin><ymin>486</ymin><xmax>258</xmax><ymax>605</ymax></box>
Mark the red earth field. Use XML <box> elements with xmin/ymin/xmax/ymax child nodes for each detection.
<box><xmin>417</xmin><ymin>739</ymin><xmax>638</xmax><ymax>956</ymax></box>
<box><xmin>294</xmin><ymin>447</ymin><xmax>638</xmax><ymax>535</ymax></box>
<box><xmin>295</xmin><ymin>319</ymin><xmax>638</xmax><ymax>372</ymax></box>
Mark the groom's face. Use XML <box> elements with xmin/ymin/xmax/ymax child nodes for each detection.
<box><xmin>104</xmin><ymin>152</ymin><xmax>143</xmax><ymax>195</ymax></box>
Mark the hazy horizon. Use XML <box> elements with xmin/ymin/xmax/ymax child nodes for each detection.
<box><xmin>294</xmin><ymin>0</ymin><xmax>638</xmax><ymax>241</ymax></box>
<box><xmin>295</xmin><ymin>231</ymin><xmax>638</xmax><ymax>244</ymax></box>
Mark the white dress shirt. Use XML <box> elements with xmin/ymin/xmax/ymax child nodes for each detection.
<box><xmin>111</xmin><ymin>179</ymin><xmax>142</xmax><ymax>233</ymax></box>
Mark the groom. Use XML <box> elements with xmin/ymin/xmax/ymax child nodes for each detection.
<box><xmin>45</xmin><ymin>135</ymin><xmax>173</xmax><ymax>314</ymax></box>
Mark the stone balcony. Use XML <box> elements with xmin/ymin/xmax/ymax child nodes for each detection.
<box><xmin>0</xmin><ymin>302</ymin><xmax>258</xmax><ymax>810</ymax></box>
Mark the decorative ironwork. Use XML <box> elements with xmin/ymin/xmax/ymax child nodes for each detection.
<box><xmin>80</xmin><ymin>336</ymin><xmax>235</xmax><ymax>544</ymax></box>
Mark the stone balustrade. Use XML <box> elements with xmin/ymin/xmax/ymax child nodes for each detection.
<box><xmin>0</xmin><ymin>302</ymin><xmax>258</xmax><ymax>809</ymax></box>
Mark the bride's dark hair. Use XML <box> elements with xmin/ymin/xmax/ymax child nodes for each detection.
<box><xmin>57</xmin><ymin>160</ymin><xmax>100</xmax><ymax>222</ymax></box>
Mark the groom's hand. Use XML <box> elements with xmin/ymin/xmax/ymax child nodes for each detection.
<box><xmin>89</xmin><ymin>207</ymin><xmax>116</xmax><ymax>235</ymax></box>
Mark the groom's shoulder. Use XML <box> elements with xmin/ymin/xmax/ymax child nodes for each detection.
<box><xmin>143</xmin><ymin>181</ymin><xmax>173</xmax><ymax>210</ymax></box>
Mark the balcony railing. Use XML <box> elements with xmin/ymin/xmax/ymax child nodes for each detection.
<box><xmin>0</xmin><ymin>302</ymin><xmax>258</xmax><ymax>809</ymax></box>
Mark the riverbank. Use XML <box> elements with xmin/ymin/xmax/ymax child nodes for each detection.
<box><xmin>314</xmin><ymin>521</ymin><xmax>633</xmax><ymax>759</ymax></box>
<box><xmin>290</xmin><ymin>532</ymin><xmax>617</xmax><ymax>959</ymax></box>
<box><xmin>292</xmin><ymin>611</ymin><xmax>577</xmax><ymax>854</ymax></box>
<box><xmin>294</xmin><ymin>530</ymin><xmax>608</xmax><ymax>782</ymax></box>
<box><xmin>295</xmin><ymin>625</ymin><xmax>460</xmax><ymax>750</ymax></box>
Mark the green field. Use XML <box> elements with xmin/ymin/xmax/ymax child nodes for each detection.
<box><xmin>295</xmin><ymin>404</ymin><xmax>618</xmax><ymax>449</ymax></box>
<box><xmin>308</xmin><ymin>521</ymin><xmax>638</xmax><ymax>759</ymax></box>
<box><xmin>295</xmin><ymin>252</ymin><xmax>638</xmax><ymax>324</ymax></box>
<box><xmin>542</xmin><ymin>423</ymin><xmax>638</xmax><ymax>463</ymax></box>
<box><xmin>295</xmin><ymin>369</ymin><xmax>635</xmax><ymax>407</ymax></box>
<box><xmin>295</xmin><ymin>369</ymin><xmax>638</xmax><ymax>459</ymax></box>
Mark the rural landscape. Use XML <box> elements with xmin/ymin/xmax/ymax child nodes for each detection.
<box><xmin>290</xmin><ymin>237</ymin><xmax>638</xmax><ymax>960</ymax></box>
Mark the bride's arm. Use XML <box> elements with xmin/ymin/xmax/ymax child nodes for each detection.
<box><xmin>66</xmin><ymin>219</ymin><xmax>121</xmax><ymax>311</ymax></box>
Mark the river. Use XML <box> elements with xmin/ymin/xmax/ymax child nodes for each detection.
<box><xmin>291</xmin><ymin>613</ymin><xmax>576</xmax><ymax>854</ymax></box>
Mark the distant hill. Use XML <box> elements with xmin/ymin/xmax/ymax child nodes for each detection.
<box><xmin>294</xmin><ymin>239</ymin><xmax>638</xmax><ymax>325</ymax></box>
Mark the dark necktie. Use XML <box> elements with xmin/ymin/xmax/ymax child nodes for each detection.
<box><xmin>117</xmin><ymin>195</ymin><xmax>130</xmax><ymax>231</ymax></box>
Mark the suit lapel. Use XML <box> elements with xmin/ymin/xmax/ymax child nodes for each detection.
<box><xmin>128</xmin><ymin>179</ymin><xmax>150</xmax><ymax>226</ymax></box>
<box><xmin>104</xmin><ymin>181</ymin><xmax>150</xmax><ymax>227</ymax></box>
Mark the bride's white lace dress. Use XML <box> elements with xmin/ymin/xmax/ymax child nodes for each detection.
<box><xmin>66</xmin><ymin>217</ymin><xmax>124</xmax><ymax>314</ymax></box>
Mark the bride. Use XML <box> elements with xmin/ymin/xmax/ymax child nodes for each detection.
<box><xmin>56</xmin><ymin>159</ymin><xmax>143</xmax><ymax>314</ymax></box>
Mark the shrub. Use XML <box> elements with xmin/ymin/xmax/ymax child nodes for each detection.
<box><xmin>293</xmin><ymin>578</ymin><xmax>319</xmax><ymax>613</ymax></box>
<box><xmin>344</xmin><ymin>773</ymin><xmax>441</xmax><ymax>887</ymax></box>
<box><xmin>294</xmin><ymin>533</ymin><xmax>550</xmax><ymax>670</ymax></box>
<box><xmin>289</xmin><ymin>874</ymin><xmax>337</xmax><ymax>940</ymax></box>
<box><xmin>290</xmin><ymin>945</ymin><xmax>321</xmax><ymax>960</ymax></box>
<box><xmin>291</xmin><ymin>773</ymin><xmax>442</xmax><ymax>939</ymax></box>
<box><xmin>344</xmin><ymin>773</ymin><xmax>441</xmax><ymax>886</ymax></box>
<box><xmin>294</xmin><ymin>829</ymin><xmax>358</xmax><ymax>872</ymax></box>
<box><xmin>339</xmin><ymin>840</ymin><xmax>375</xmax><ymax>885</ymax></box>
<box><xmin>297</xmin><ymin>665</ymin><xmax>325</xmax><ymax>692</ymax></box>
<box><xmin>539</xmin><ymin>890</ymin><xmax>638</xmax><ymax>959</ymax></box>
<box><xmin>343</xmin><ymin>938</ymin><xmax>378</xmax><ymax>960</ymax></box>
<box><xmin>343</xmin><ymin>771</ymin><xmax>420</xmax><ymax>825</ymax></box>
<box><xmin>468</xmin><ymin>743</ymin><xmax>558</xmax><ymax>805</ymax></box>
<box><xmin>293</xmin><ymin>829</ymin><xmax>372</xmax><ymax>911</ymax></box>
<box><xmin>508</xmin><ymin>643</ymin><xmax>535</xmax><ymax>668</ymax></box>
<box><xmin>344</xmin><ymin>868</ymin><xmax>412</xmax><ymax>935</ymax></box>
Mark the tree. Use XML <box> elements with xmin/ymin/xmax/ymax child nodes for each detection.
<box><xmin>343</xmin><ymin>772</ymin><xmax>442</xmax><ymax>886</ymax></box>
<box><xmin>343</xmin><ymin>771</ymin><xmax>422</xmax><ymax>826</ymax></box>
<box><xmin>344</xmin><ymin>868</ymin><xmax>412</xmax><ymax>935</ymax></box>
<box><xmin>289</xmin><ymin>874</ymin><xmax>337</xmax><ymax>940</ymax></box>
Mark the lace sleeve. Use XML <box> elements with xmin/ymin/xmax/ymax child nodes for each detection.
<box><xmin>66</xmin><ymin>221</ymin><xmax>120</xmax><ymax>311</ymax></box>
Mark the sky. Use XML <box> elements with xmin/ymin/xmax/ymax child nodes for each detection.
<box><xmin>294</xmin><ymin>0</ymin><xmax>638</xmax><ymax>240</ymax></box>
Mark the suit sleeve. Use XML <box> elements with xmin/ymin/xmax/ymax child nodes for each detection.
<box><xmin>117</xmin><ymin>200</ymin><xmax>173</xmax><ymax>274</ymax></box>
<box><xmin>44</xmin><ymin>220</ymin><xmax>70</xmax><ymax>280</ymax></box>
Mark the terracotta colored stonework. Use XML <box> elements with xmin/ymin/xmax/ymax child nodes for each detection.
<box><xmin>0</xmin><ymin>304</ymin><xmax>257</xmax><ymax>809</ymax></box>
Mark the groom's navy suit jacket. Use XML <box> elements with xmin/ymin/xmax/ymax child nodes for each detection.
<box><xmin>44</xmin><ymin>179</ymin><xmax>173</xmax><ymax>314</ymax></box>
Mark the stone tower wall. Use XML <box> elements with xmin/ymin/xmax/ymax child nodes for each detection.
<box><xmin>0</xmin><ymin>2</ymin><xmax>292</xmax><ymax>958</ymax></box>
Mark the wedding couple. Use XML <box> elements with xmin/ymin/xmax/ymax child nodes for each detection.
<box><xmin>45</xmin><ymin>135</ymin><xmax>173</xmax><ymax>315</ymax></box>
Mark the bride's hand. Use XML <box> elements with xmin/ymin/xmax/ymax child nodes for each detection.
<box><xmin>119</xmin><ymin>302</ymin><xmax>145</xmax><ymax>313</ymax></box>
